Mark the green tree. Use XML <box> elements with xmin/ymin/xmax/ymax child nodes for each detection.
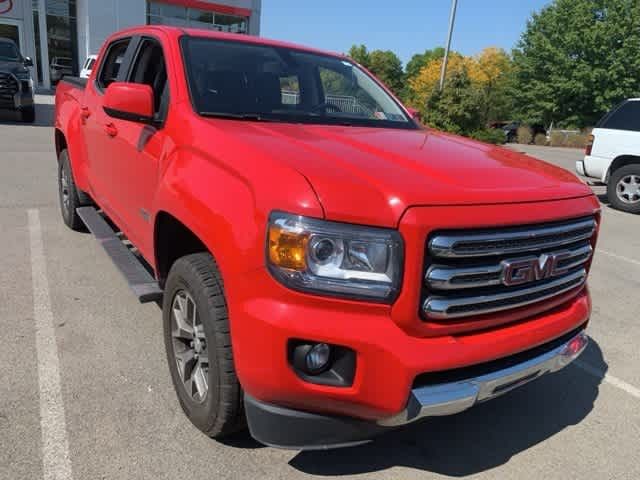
<box><xmin>368</xmin><ymin>50</ymin><xmax>404</xmax><ymax>95</ymax></box>
<box><xmin>348</xmin><ymin>44</ymin><xmax>370</xmax><ymax>67</ymax></box>
<box><xmin>347</xmin><ymin>45</ymin><xmax>404</xmax><ymax>95</ymax></box>
<box><xmin>405</xmin><ymin>47</ymin><xmax>446</xmax><ymax>80</ymax></box>
<box><xmin>423</xmin><ymin>69</ymin><xmax>483</xmax><ymax>135</ymax></box>
<box><xmin>513</xmin><ymin>0</ymin><xmax>640</xmax><ymax>128</ymax></box>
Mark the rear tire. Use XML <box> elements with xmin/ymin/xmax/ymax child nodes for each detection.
<box><xmin>58</xmin><ymin>150</ymin><xmax>84</xmax><ymax>230</ymax></box>
<box><xmin>21</xmin><ymin>106</ymin><xmax>35</xmax><ymax>123</ymax></box>
<box><xmin>163</xmin><ymin>253</ymin><xmax>245</xmax><ymax>438</ymax></box>
<box><xmin>607</xmin><ymin>164</ymin><xmax>640</xmax><ymax>214</ymax></box>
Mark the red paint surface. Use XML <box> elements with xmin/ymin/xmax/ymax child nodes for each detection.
<box><xmin>104</xmin><ymin>82</ymin><xmax>154</xmax><ymax>118</ymax></box>
<box><xmin>55</xmin><ymin>26</ymin><xmax>600</xmax><ymax>421</ymax></box>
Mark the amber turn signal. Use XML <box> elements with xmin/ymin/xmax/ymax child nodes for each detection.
<box><xmin>268</xmin><ymin>225</ymin><xmax>309</xmax><ymax>270</ymax></box>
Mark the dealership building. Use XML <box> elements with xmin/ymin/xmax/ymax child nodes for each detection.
<box><xmin>0</xmin><ymin>0</ymin><xmax>261</xmax><ymax>88</ymax></box>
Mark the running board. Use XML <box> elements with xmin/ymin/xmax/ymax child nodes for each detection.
<box><xmin>76</xmin><ymin>207</ymin><xmax>163</xmax><ymax>303</ymax></box>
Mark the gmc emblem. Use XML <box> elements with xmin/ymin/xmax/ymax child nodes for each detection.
<box><xmin>501</xmin><ymin>252</ymin><xmax>572</xmax><ymax>286</ymax></box>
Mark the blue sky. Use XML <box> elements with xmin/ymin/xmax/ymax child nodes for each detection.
<box><xmin>261</xmin><ymin>0</ymin><xmax>551</xmax><ymax>65</ymax></box>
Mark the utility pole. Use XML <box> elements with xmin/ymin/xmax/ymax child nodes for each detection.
<box><xmin>439</xmin><ymin>0</ymin><xmax>459</xmax><ymax>91</ymax></box>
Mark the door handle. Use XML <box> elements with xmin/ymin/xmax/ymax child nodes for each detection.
<box><xmin>104</xmin><ymin>123</ymin><xmax>118</xmax><ymax>137</ymax></box>
<box><xmin>80</xmin><ymin>107</ymin><xmax>91</xmax><ymax>120</ymax></box>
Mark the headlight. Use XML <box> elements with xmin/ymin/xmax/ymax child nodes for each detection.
<box><xmin>266</xmin><ymin>212</ymin><xmax>403</xmax><ymax>302</ymax></box>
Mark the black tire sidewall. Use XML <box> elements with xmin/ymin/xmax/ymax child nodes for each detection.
<box><xmin>163</xmin><ymin>259</ymin><xmax>223</xmax><ymax>433</ymax></box>
<box><xmin>608</xmin><ymin>165</ymin><xmax>640</xmax><ymax>214</ymax></box>
<box><xmin>21</xmin><ymin>107</ymin><xmax>35</xmax><ymax>123</ymax></box>
<box><xmin>58</xmin><ymin>151</ymin><xmax>78</xmax><ymax>227</ymax></box>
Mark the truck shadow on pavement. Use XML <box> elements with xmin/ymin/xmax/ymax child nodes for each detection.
<box><xmin>289</xmin><ymin>338</ymin><xmax>606</xmax><ymax>477</ymax></box>
<box><xmin>0</xmin><ymin>102</ymin><xmax>54</xmax><ymax>127</ymax></box>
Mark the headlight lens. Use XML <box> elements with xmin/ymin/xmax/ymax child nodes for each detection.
<box><xmin>267</xmin><ymin>212</ymin><xmax>403</xmax><ymax>302</ymax></box>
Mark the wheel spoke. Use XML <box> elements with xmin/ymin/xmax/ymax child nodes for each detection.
<box><xmin>193</xmin><ymin>362</ymin><xmax>208</xmax><ymax>400</ymax></box>
<box><xmin>187</xmin><ymin>297</ymin><xmax>197</xmax><ymax>327</ymax></box>
<box><xmin>193</xmin><ymin>324</ymin><xmax>206</xmax><ymax>340</ymax></box>
<box><xmin>174</xmin><ymin>348</ymin><xmax>196</xmax><ymax>382</ymax></box>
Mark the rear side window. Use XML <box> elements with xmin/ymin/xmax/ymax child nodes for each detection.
<box><xmin>598</xmin><ymin>101</ymin><xmax>640</xmax><ymax>131</ymax></box>
<box><xmin>97</xmin><ymin>39</ymin><xmax>131</xmax><ymax>90</ymax></box>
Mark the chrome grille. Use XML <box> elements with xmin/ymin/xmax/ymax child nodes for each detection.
<box><xmin>0</xmin><ymin>72</ymin><xmax>19</xmax><ymax>96</ymax></box>
<box><xmin>423</xmin><ymin>216</ymin><xmax>596</xmax><ymax>320</ymax></box>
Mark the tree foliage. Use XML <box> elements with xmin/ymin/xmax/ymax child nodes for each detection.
<box><xmin>347</xmin><ymin>45</ymin><xmax>404</xmax><ymax>95</ymax></box>
<box><xmin>408</xmin><ymin>48</ymin><xmax>512</xmax><ymax>130</ymax></box>
<box><xmin>405</xmin><ymin>47</ymin><xmax>446</xmax><ymax>81</ymax></box>
<box><xmin>512</xmin><ymin>0</ymin><xmax>640</xmax><ymax>128</ymax></box>
<box><xmin>422</xmin><ymin>69</ymin><xmax>483</xmax><ymax>135</ymax></box>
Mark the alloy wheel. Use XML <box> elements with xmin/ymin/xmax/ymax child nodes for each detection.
<box><xmin>170</xmin><ymin>290</ymin><xmax>209</xmax><ymax>403</ymax></box>
<box><xmin>616</xmin><ymin>175</ymin><xmax>640</xmax><ymax>204</ymax></box>
<box><xmin>60</xmin><ymin>164</ymin><xmax>70</xmax><ymax>215</ymax></box>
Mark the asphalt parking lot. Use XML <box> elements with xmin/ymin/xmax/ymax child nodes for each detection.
<box><xmin>1</xmin><ymin>97</ymin><xmax>639</xmax><ymax>480</ymax></box>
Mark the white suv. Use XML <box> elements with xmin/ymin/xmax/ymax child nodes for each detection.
<box><xmin>578</xmin><ymin>98</ymin><xmax>640</xmax><ymax>213</ymax></box>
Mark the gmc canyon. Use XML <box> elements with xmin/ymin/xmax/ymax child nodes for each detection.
<box><xmin>55</xmin><ymin>26</ymin><xmax>600</xmax><ymax>450</ymax></box>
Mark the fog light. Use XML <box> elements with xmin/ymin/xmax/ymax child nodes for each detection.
<box><xmin>305</xmin><ymin>343</ymin><xmax>331</xmax><ymax>373</ymax></box>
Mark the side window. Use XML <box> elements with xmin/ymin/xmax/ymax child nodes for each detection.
<box><xmin>600</xmin><ymin>101</ymin><xmax>640</xmax><ymax>132</ymax></box>
<box><xmin>128</xmin><ymin>38</ymin><xmax>168</xmax><ymax>119</ymax></box>
<box><xmin>97</xmin><ymin>39</ymin><xmax>131</xmax><ymax>90</ymax></box>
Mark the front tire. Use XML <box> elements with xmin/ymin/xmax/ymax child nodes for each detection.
<box><xmin>21</xmin><ymin>106</ymin><xmax>35</xmax><ymax>123</ymax></box>
<box><xmin>163</xmin><ymin>253</ymin><xmax>245</xmax><ymax>438</ymax></box>
<box><xmin>58</xmin><ymin>150</ymin><xmax>84</xmax><ymax>230</ymax></box>
<box><xmin>608</xmin><ymin>165</ymin><xmax>640</xmax><ymax>214</ymax></box>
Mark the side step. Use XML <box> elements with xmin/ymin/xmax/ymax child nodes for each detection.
<box><xmin>76</xmin><ymin>207</ymin><xmax>163</xmax><ymax>304</ymax></box>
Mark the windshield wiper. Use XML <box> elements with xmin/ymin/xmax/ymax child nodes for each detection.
<box><xmin>198</xmin><ymin>111</ymin><xmax>274</xmax><ymax>121</ymax></box>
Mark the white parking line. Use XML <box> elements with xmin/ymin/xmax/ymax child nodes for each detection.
<box><xmin>575</xmin><ymin>360</ymin><xmax>640</xmax><ymax>400</ymax></box>
<box><xmin>28</xmin><ymin>209</ymin><xmax>74</xmax><ymax>480</ymax></box>
<box><xmin>597</xmin><ymin>249</ymin><xmax>640</xmax><ymax>267</ymax></box>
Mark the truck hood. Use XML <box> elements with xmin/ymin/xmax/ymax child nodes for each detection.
<box><xmin>0</xmin><ymin>60</ymin><xmax>28</xmax><ymax>74</ymax></box>
<box><xmin>214</xmin><ymin>121</ymin><xmax>593</xmax><ymax>227</ymax></box>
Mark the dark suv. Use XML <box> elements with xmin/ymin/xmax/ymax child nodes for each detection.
<box><xmin>0</xmin><ymin>38</ymin><xmax>35</xmax><ymax>123</ymax></box>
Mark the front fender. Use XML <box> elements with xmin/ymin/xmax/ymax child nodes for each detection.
<box><xmin>152</xmin><ymin>146</ymin><xmax>323</xmax><ymax>283</ymax></box>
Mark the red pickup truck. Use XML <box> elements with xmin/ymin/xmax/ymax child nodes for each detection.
<box><xmin>55</xmin><ymin>26</ymin><xmax>600</xmax><ymax>450</ymax></box>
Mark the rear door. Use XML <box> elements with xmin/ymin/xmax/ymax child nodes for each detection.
<box><xmin>590</xmin><ymin>100</ymin><xmax>640</xmax><ymax>179</ymax></box>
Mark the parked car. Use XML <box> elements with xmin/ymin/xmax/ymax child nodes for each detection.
<box><xmin>50</xmin><ymin>56</ymin><xmax>73</xmax><ymax>84</ymax></box>
<box><xmin>55</xmin><ymin>26</ymin><xmax>599</xmax><ymax>450</ymax></box>
<box><xmin>79</xmin><ymin>54</ymin><xmax>97</xmax><ymax>79</ymax></box>
<box><xmin>578</xmin><ymin>99</ymin><xmax>640</xmax><ymax>213</ymax></box>
<box><xmin>0</xmin><ymin>37</ymin><xmax>35</xmax><ymax>123</ymax></box>
<box><xmin>490</xmin><ymin>121</ymin><xmax>546</xmax><ymax>143</ymax></box>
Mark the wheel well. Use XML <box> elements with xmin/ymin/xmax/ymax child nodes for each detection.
<box><xmin>55</xmin><ymin>129</ymin><xmax>67</xmax><ymax>159</ymax></box>
<box><xmin>609</xmin><ymin>155</ymin><xmax>640</xmax><ymax>178</ymax></box>
<box><xmin>154</xmin><ymin>212</ymin><xmax>208</xmax><ymax>287</ymax></box>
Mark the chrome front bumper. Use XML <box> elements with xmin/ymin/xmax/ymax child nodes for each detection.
<box><xmin>379</xmin><ymin>330</ymin><xmax>588</xmax><ymax>427</ymax></box>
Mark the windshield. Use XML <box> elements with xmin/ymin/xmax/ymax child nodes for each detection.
<box><xmin>181</xmin><ymin>36</ymin><xmax>416</xmax><ymax>129</ymax></box>
<box><xmin>0</xmin><ymin>42</ymin><xmax>19</xmax><ymax>61</ymax></box>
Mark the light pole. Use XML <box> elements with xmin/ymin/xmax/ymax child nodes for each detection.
<box><xmin>439</xmin><ymin>0</ymin><xmax>459</xmax><ymax>91</ymax></box>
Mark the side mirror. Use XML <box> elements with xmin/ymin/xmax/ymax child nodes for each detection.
<box><xmin>24</xmin><ymin>56</ymin><xmax>34</xmax><ymax>67</ymax></box>
<box><xmin>406</xmin><ymin>107</ymin><xmax>422</xmax><ymax>122</ymax></box>
<box><xmin>103</xmin><ymin>82</ymin><xmax>154</xmax><ymax>124</ymax></box>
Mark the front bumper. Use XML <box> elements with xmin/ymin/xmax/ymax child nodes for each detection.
<box><xmin>0</xmin><ymin>82</ymin><xmax>34</xmax><ymax>110</ymax></box>
<box><xmin>245</xmin><ymin>328</ymin><xmax>588</xmax><ymax>449</ymax></box>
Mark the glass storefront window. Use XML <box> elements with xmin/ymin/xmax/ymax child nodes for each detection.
<box><xmin>32</xmin><ymin>0</ymin><xmax>78</xmax><ymax>85</ymax></box>
<box><xmin>146</xmin><ymin>1</ymin><xmax>248</xmax><ymax>34</ymax></box>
